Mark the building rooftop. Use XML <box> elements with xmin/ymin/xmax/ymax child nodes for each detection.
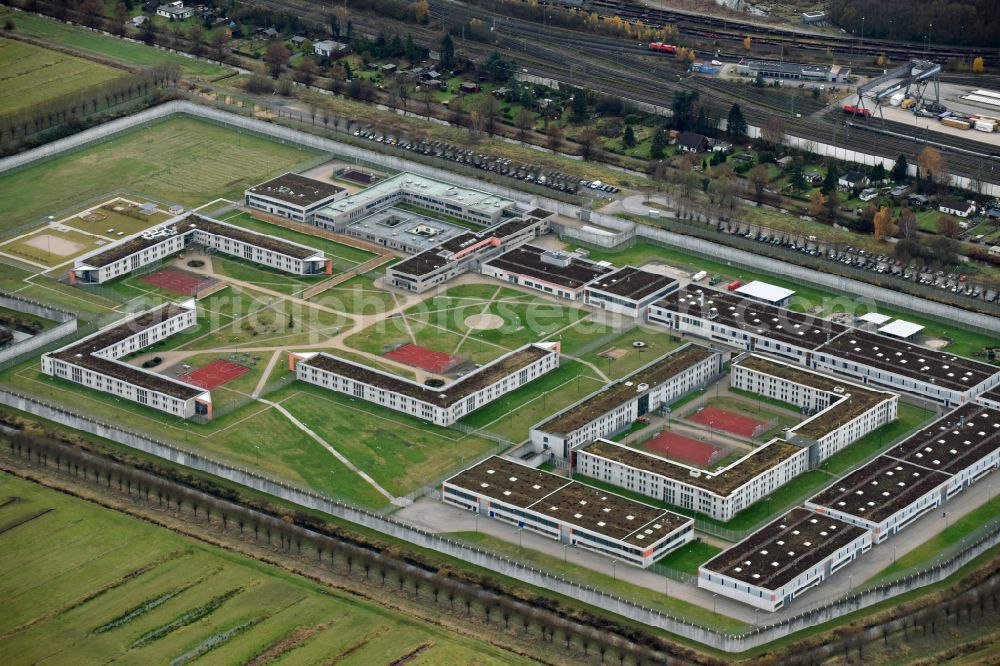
<box><xmin>345</xmin><ymin>207</ymin><xmax>468</xmax><ymax>253</ymax></box>
<box><xmin>389</xmin><ymin>217</ymin><xmax>539</xmax><ymax>278</ymax></box>
<box><xmin>483</xmin><ymin>244</ymin><xmax>614</xmax><ymax>290</ymax></box>
<box><xmin>877</xmin><ymin>320</ymin><xmax>924</xmax><ymax>339</ymax></box>
<box><xmin>586</xmin><ymin>266</ymin><xmax>677</xmax><ymax>301</ymax></box>
<box><xmin>656</xmin><ymin>286</ymin><xmax>848</xmax><ymax>350</ymax></box>
<box><xmin>817</xmin><ymin>329</ymin><xmax>999</xmax><ymax>393</ymax></box>
<box><xmin>445</xmin><ymin>456</ymin><xmax>690</xmax><ymax>546</ymax></box>
<box><xmin>537</xmin><ymin>345</ymin><xmax>716</xmax><ymax>435</ymax></box>
<box><xmin>885</xmin><ymin>403</ymin><xmax>1000</xmax><ymax>475</ymax></box>
<box><xmin>734</xmin><ymin>355</ymin><xmax>895</xmax><ymax>441</ymax></box>
<box><xmin>808</xmin><ymin>455</ymin><xmax>951</xmax><ymax>523</ymax></box>
<box><xmin>49</xmin><ymin>304</ymin><xmax>205</xmax><ymax>400</ymax></box>
<box><xmin>301</xmin><ymin>343</ymin><xmax>555</xmax><ymax>408</ymax></box>
<box><xmin>581</xmin><ymin>438</ymin><xmax>803</xmax><ymax>496</ymax></box>
<box><xmin>702</xmin><ymin>507</ymin><xmax>869</xmax><ymax>590</ymax></box>
<box><xmin>320</xmin><ymin>172</ymin><xmax>515</xmax><ymax>216</ymax></box>
<box><xmin>734</xmin><ymin>281</ymin><xmax>795</xmax><ymax>304</ymax></box>
<box><xmin>246</xmin><ymin>172</ymin><xmax>345</xmax><ymax>207</ymax></box>
<box><xmin>740</xmin><ymin>59</ymin><xmax>836</xmax><ymax>77</ymax></box>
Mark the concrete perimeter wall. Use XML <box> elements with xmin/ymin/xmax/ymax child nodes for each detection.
<box><xmin>3</xmin><ymin>385</ymin><xmax>1000</xmax><ymax>652</ymax></box>
<box><xmin>0</xmin><ymin>294</ymin><xmax>76</xmax><ymax>366</ymax></box>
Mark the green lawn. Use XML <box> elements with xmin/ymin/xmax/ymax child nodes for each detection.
<box><xmin>209</xmin><ymin>256</ymin><xmax>314</xmax><ymax>296</ymax></box>
<box><xmin>313</xmin><ymin>274</ymin><xmax>400</xmax><ymax>316</ymax></box>
<box><xmin>0</xmin><ymin>37</ymin><xmax>124</xmax><ymax>114</ymax></box>
<box><xmin>818</xmin><ymin>402</ymin><xmax>934</xmax><ymax>475</ymax></box>
<box><xmin>446</xmin><ymin>531</ymin><xmax>747</xmax><ymax>632</ymax></box>
<box><xmin>575</xmin><ymin>240</ymin><xmax>998</xmax><ymax>357</ymax></box>
<box><xmin>458</xmin><ymin>359</ymin><xmax>606</xmax><ymax>443</ymax></box>
<box><xmin>0</xmin><ymin>473</ymin><xmax>527</xmax><ymax>665</ymax></box>
<box><xmin>0</xmin><ymin>226</ymin><xmax>107</xmax><ymax>267</ymax></box>
<box><xmin>546</xmin><ymin>317</ymin><xmax>616</xmax><ymax>355</ymax></box>
<box><xmin>728</xmin><ymin>386</ymin><xmax>801</xmax><ymax>413</ymax></box>
<box><xmin>2</xmin><ymin>10</ymin><xmax>232</xmax><ymax>79</ymax></box>
<box><xmin>217</xmin><ymin>211</ymin><xmax>377</xmax><ymax>268</ymax></box>
<box><xmin>0</xmin><ymin>117</ymin><xmax>318</xmax><ymax>235</ymax></box>
<box><xmin>654</xmin><ymin>540</ymin><xmax>722</xmax><ymax>576</ymax></box>
<box><xmin>274</xmin><ymin>382</ymin><xmax>497</xmax><ymax>496</ymax></box>
<box><xmin>578</xmin><ymin>325</ymin><xmax>683</xmax><ymax>379</ymax></box>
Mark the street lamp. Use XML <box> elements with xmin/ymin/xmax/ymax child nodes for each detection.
<box><xmin>518</xmin><ymin>527</ymin><xmax>523</xmax><ymax>549</ymax></box>
<box><xmin>712</xmin><ymin>593</ymin><xmax>718</xmax><ymax>613</ymax></box>
<box><xmin>563</xmin><ymin>543</ymin><xmax>570</xmax><ymax>562</ymax></box>
<box><xmin>475</xmin><ymin>512</ymin><xmax>480</xmax><ymax>534</ymax></box>
<box><xmin>612</xmin><ymin>560</ymin><xmax>618</xmax><ymax>580</ymax></box>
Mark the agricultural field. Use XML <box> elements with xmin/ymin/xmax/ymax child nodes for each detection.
<box><xmin>0</xmin><ymin>37</ymin><xmax>124</xmax><ymax>114</ymax></box>
<box><xmin>0</xmin><ymin>473</ymin><xmax>530</xmax><ymax>665</ymax></box>
<box><xmin>0</xmin><ymin>10</ymin><xmax>232</xmax><ymax>79</ymax></box>
<box><xmin>0</xmin><ymin>117</ymin><xmax>319</xmax><ymax>234</ymax></box>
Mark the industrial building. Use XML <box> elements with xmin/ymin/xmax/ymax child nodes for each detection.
<box><xmin>583</xmin><ymin>266</ymin><xmax>679</xmax><ymax>318</ymax></box>
<box><xmin>290</xmin><ymin>342</ymin><xmax>559</xmax><ymax>426</ymax></box>
<box><xmin>806</xmin><ymin>404</ymin><xmax>1000</xmax><ymax>542</ymax></box>
<box><xmin>698</xmin><ymin>508</ymin><xmax>871</xmax><ymax>612</ymax></box>
<box><xmin>733</xmin><ymin>281</ymin><xmax>795</xmax><ymax>307</ymax></box>
<box><xmin>732</xmin><ymin>354</ymin><xmax>899</xmax><ymax>465</ymax></box>
<box><xmin>71</xmin><ymin>214</ymin><xmax>329</xmax><ymax>284</ymax></box>
<box><xmin>41</xmin><ymin>301</ymin><xmax>211</xmax><ymax>419</ymax></box>
<box><xmin>574</xmin><ymin>438</ymin><xmax>809</xmax><ymax>522</ymax></box>
<box><xmin>529</xmin><ymin>344</ymin><xmax>724</xmax><ymax>458</ymax></box>
<box><xmin>481</xmin><ymin>245</ymin><xmax>614</xmax><ymax>301</ymax></box>
<box><xmin>244</xmin><ymin>173</ymin><xmax>348</xmax><ymax>224</ymax></box>
<box><xmin>736</xmin><ymin>59</ymin><xmax>850</xmax><ymax>83</ymax></box>
<box><xmin>442</xmin><ymin>456</ymin><xmax>694</xmax><ymax>568</ymax></box>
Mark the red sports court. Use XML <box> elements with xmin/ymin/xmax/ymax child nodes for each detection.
<box><xmin>384</xmin><ymin>343</ymin><xmax>462</xmax><ymax>374</ymax></box>
<box><xmin>687</xmin><ymin>406</ymin><xmax>764</xmax><ymax>439</ymax></box>
<box><xmin>178</xmin><ymin>359</ymin><xmax>250</xmax><ymax>389</ymax></box>
<box><xmin>642</xmin><ymin>431</ymin><xmax>723</xmax><ymax>467</ymax></box>
<box><xmin>141</xmin><ymin>269</ymin><xmax>217</xmax><ymax>296</ymax></box>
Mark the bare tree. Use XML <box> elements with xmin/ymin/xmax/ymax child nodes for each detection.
<box><xmin>761</xmin><ymin>115</ymin><xmax>785</xmax><ymax>149</ymax></box>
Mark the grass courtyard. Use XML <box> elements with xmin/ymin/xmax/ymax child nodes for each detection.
<box><xmin>0</xmin><ymin>473</ymin><xmax>526</xmax><ymax>665</ymax></box>
<box><xmin>0</xmin><ymin>37</ymin><xmax>124</xmax><ymax>114</ymax></box>
<box><xmin>0</xmin><ymin>117</ymin><xmax>319</xmax><ymax>234</ymax></box>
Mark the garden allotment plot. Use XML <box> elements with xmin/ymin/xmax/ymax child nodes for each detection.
<box><xmin>0</xmin><ymin>473</ymin><xmax>528</xmax><ymax>665</ymax></box>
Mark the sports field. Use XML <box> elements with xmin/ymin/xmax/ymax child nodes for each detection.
<box><xmin>640</xmin><ymin>431</ymin><xmax>724</xmax><ymax>467</ymax></box>
<box><xmin>0</xmin><ymin>117</ymin><xmax>319</xmax><ymax>234</ymax></box>
<box><xmin>0</xmin><ymin>37</ymin><xmax>124</xmax><ymax>114</ymax></box>
<box><xmin>0</xmin><ymin>473</ymin><xmax>528</xmax><ymax>665</ymax></box>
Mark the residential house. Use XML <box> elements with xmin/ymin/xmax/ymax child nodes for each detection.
<box><xmin>804</xmin><ymin>170</ymin><xmax>822</xmax><ymax>186</ymax></box>
<box><xmin>838</xmin><ymin>170</ymin><xmax>867</xmax><ymax>190</ymax></box>
<box><xmin>156</xmin><ymin>1</ymin><xmax>194</xmax><ymax>20</ymax></box>
<box><xmin>909</xmin><ymin>194</ymin><xmax>929</xmax><ymax>207</ymax></box>
<box><xmin>313</xmin><ymin>40</ymin><xmax>348</xmax><ymax>58</ymax></box>
<box><xmin>676</xmin><ymin>131</ymin><xmax>708</xmax><ymax>153</ymax></box>
<box><xmin>938</xmin><ymin>197</ymin><xmax>976</xmax><ymax>218</ymax></box>
<box><xmin>776</xmin><ymin>156</ymin><xmax>794</xmax><ymax>169</ymax></box>
<box><xmin>459</xmin><ymin>81</ymin><xmax>481</xmax><ymax>94</ymax></box>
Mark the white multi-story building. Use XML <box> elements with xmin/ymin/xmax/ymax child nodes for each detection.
<box><xmin>732</xmin><ymin>354</ymin><xmax>899</xmax><ymax>465</ymax></box>
<box><xmin>807</xmin><ymin>404</ymin><xmax>1000</xmax><ymax>542</ymax></box>
<box><xmin>811</xmin><ymin>329</ymin><xmax>1000</xmax><ymax>407</ymax></box>
<box><xmin>574</xmin><ymin>438</ymin><xmax>810</xmax><ymax>521</ymax></box>
<box><xmin>443</xmin><ymin>456</ymin><xmax>694</xmax><ymax>568</ymax></box>
<box><xmin>529</xmin><ymin>344</ymin><xmax>725</xmax><ymax>458</ymax></box>
<box><xmin>291</xmin><ymin>342</ymin><xmax>560</xmax><ymax>426</ymax></box>
<box><xmin>315</xmin><ymin>172</ymin><xmax>518</xmax><ymax>230</ymax></box>
<box><xmin>481</xmin><ymin>245</ymin><xmax>614</xmax><ymax>301</ymax></box>
<box><xmin>698</xmin><ymin>508</ymin><xmax>871</xmax><ymax>612</ymax></box>
<box><xmin>384</xmin><ymin>215</ymin><xmax>550</xmax><ymax>293</ymax></box>
<box><xmin>583</xmin><ymin>266</ymin><xmax>678</xmax><ymax>318</ymax></box>
<box><xmin>71</xmin><ymin>214</ymin><xmax>329</xmax><ymax>284</ymax></box>
<box><xmin>979</xmin><ymin>387</ymin><xmax>1000</xmax><ymax>410</ymax></box>
<box><xmin>244</xmin><ymin>173</ymin><xmax>348</xmax><ymax>223</ymax></box>
<box><xmin>41</xmin><ymin>301</ymin><xmax>212</xmax><ymax>419</ymax></box>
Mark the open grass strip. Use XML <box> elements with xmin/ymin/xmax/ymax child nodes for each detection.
<box><xmin>169</xmin><ymin>617</ymin><xmax>260</xmax><ymax>666</ymax></box>
<box><xmin>129</xmin><ymin>588</ymin><xmax>242</xmax><ymax>648</ymax></box>
<box><xmin>93</xmin><ymin>583</ymin><xmax>193</xmax><ymax>634</ymax></box>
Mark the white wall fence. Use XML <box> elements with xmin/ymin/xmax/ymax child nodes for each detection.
<box><xmin>3</xmin><ymin>385</ymin><xmax>1000</xmax><ymax>652</ymax></box>
<box><xmin>0</xmin><ymin>294</ymin><xmax>77</xmax><ymax>366</ymax></box>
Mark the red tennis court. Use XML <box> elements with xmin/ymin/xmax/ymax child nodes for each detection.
<box><xmin>642</xmin><ymin>431</ymin><xmax>723</xmax><ymax>467</ymax></box>
<box><xmin>178</xmin><ymin>359</ymin><xmax>249</xmax><ymax>389</ymax></box>
<box><xmin>384</xmin><ymin>343</ymin><xmax>462</xmax><ymax>373</ymax></box>
<box><xmin>687</xmin><ymin>406</ymin><xmax>764</xmax><ymax>439</ymax></box>
<box><xmin>141</xmin><ymin>269</ymin><xmax>217</xmax><ymax>296</ymax></box>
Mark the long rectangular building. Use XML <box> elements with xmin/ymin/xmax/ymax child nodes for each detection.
<box><xmin>732</xmin><ymin>354</ymin><xmax>898</xmax><ymax>465</ymax></box>
<box><xmin>583</xmin><ymin>266</ymin><xmax>678</xmax><ymax>318</ymax></box>
<box><xmin>72</xmin><ymin>214</ymin><xmax>329</xmax><ymax>284</ymax></box>
<box><xmin>244</xmin><ymin>172</ymin><xmax>348</xmax><ymax>224</ymax></box>
<box><xmin>647</xmin><ymin>286</ymin><xmax>1000</xmax><ymax>406</ymax></box>
<box><xmin>41</xmin><ymin>301</ymin><xmax>212</xmax><ymax>419</ymax></box>
<box><xmin>291</xmin><ymin>342</ymin><xmax>559</xmax><ymax>426</ymax></box>
<box><xmin>574</xmin><ymin>437</ymin><xmax>809</xmax><ymax>521</ymax></box>
<box><xmin>806</xmin><ymin>404</ymin><xmax>1000</xmax><ymax>542</ymax></box>
<box><xmin>529</xmin><ymin>344</ymin><xmax>724</xmax><ymax>458</ymax></box>
<box><xmin>698</xmin><ymin>508</ymin><xmax>871</xmax><ymax>612</ymax></box>
<box><xmin>812</xmin><ymin>329</ymin><xmax>1000</xmax><ymax>408</ymax></box>
<box><xmin>442</xmin><ymin>456</ymin><xmax>694</xmax><ymax>568</ymax></box>
<box><xmin>481</xmin><ymin>244</ymin><xmax>614</xmax><ymax>301</ymax></box>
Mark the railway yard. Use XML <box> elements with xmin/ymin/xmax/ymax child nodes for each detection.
<box><xmin>2</xmin><ymin>0</ymin><xmax>1000</xmax><ymax>663</ymax></box>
